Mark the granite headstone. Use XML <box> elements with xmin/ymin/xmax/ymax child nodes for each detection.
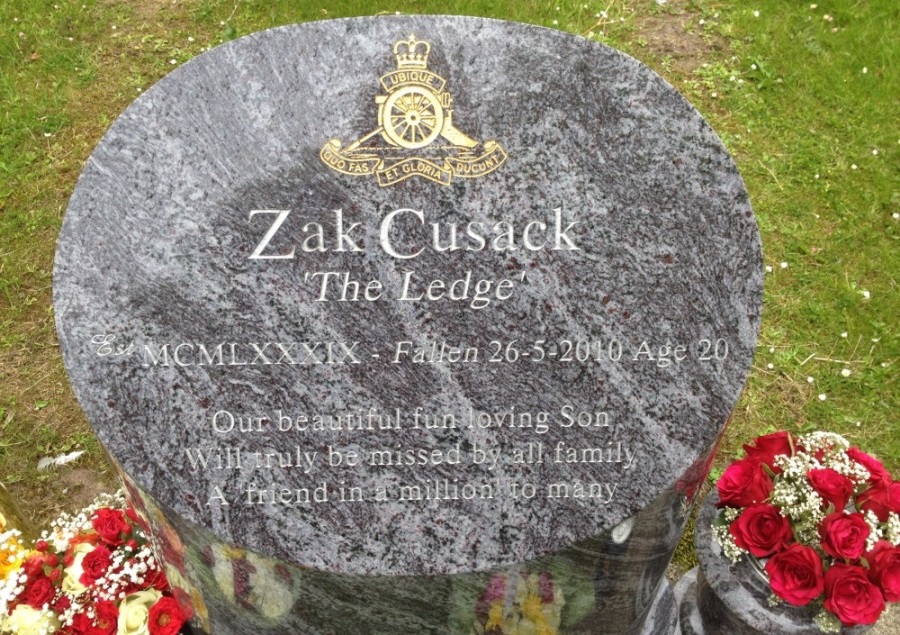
<box><xmin>54</xmin><ymin>16</ymin><xmax>762</xmax><ymax>634</ymax></box>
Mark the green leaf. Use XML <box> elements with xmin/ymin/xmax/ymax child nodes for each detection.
<box><xmin>35</xmin><ymin>400</ymin><xmax>48</xmax><ymax>410</ymax></box>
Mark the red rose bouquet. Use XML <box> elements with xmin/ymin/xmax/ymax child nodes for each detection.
<box><xmin>714</xmin><ymin>431</ymin><xmax>900</xmax><ymax>632</ymax></box>
<box><xmin>0</xmin><ymin>491</ymin><xmax>189</xmax><ymax>635</ymax></box>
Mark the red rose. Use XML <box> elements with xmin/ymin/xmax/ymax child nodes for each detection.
<box><xmin>820</xmin><ymin>512</ymin><xmax>870</xmax><ymax>561</ymax></box>
<box><xmin>148</xmin><ymin>596</ymin><xmax>188</xmax><ymax>635</ymax></box>
<box><xmin>857</xmin><ymin>482</ymin><xmax>900</xmax><ymax>522</ymax></box>
<box><xmin>847</xmin><ymin>447</ymin><xmax>892</xmax><ymax>487</ymax></box>
<box><xmin>808</xmin><ymin>468</ymin><xmax>855</xmax><ymax>511</ymax></box>
<box><xmin>149</xmin><ymin>565</ymin><xmax>170</xmax><ymax>592</ymax></box>
<box><xmin>70</xmin><ymin>612</ymin><xmax>93</xmax><ymax>634</ymax></box>
<box><xmin>765</xmin><ymin>544</ymin><xmax>824</xmax><ymax>606</ymax></box>
<box><xmin>22</xmin><ymin>554</ymin><xmax>45</xmax><ymax>578</ymax></box>
<box><xmin>728</xmin><ymin>504</ymin><xmax>793</xmax><ymax>557</ymax></box>
<box><xmin>91</xmin><ymin>508</ymin><xmax>130</xmax><ymax>546</ymax></box>
<box><xmin>70</xmin><ymin>532</ymin><xmax>101</xmax><ymax>547</ymax></box>
<box><xmin>868</xmin><ymin>541</ymin><xmax>900</xmax><ymax>602</ymax></box>
<box><xmin>824</xmin><ymin>563</ymin><xmax>885</xmax><ymax>627</ymax></box>
<box><xmin>125</xmin><ymin>506</ymin><xmax>151</xmax><ymax>533</ymax></box>
<box><xmin>52</xmin><ymin>594</ymin><xmax>71</xmax><ymax>612</ymax></box>
<box><xmin>717</xmin><ymin>458</ymin><xmax>774</xmax><ymax>507</ymax></box>
<box><xmin>87</xmin><ymin>600</ymin><xmax>119</xmax><ymax>635</ymax></box>
<box><xmin>743</xmin><ymin>431</ymin><xmax>794</xmax><ymax>473</ymax></box>
<box><xmin>80</xmin><ymin>545</ymin><xmax>112</xmax><ymax>585</ymax></box>
<box><xmin>22</xmin><ymin>575</ymin><xmax>56</xmax><ymax>609</ymax></box>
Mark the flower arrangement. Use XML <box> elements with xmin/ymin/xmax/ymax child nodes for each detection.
<box><xmin>713</xmin><ymin>431</ymin><xmax>900</xmax><ymax>632</ymax></box>
<box><xmin>0</xmin><ymin>491</ymin><xmax>189</xmax><ymax>635</ymax></box>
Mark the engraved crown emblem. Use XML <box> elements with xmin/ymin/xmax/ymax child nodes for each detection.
<box><xmin>393</xmin><ymin>34</ymin><xmax>431</xmax><ymax>69</ymax></box>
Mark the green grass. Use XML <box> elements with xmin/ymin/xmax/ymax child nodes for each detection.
<box><xmin>0</xmin><ymin>0</ymin><xmax>897</xmax><ymax>575</ymax></box>
<box><xmin>702</xmin><ymin>0</ymin><xmax>899</xmax><ymax>463</ymax></box>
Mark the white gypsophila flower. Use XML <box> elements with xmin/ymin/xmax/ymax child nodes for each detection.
<box><xmin>865</xmin><ymin>510</ymin><xmax>884</xmax><ymax>553</ymax></box>
<box><xmin>886</xmin><ymin>513</ymin><xmax>900</xmax><ymax>546</ymax></box>
<box><xmin>0</xmin><ymin>528</ymin><xmax>21</xmax><ymax>544</ymax></box>
<box><xmin>818</xmin><ymin>448</ymin><xmax>871</xmax><ymax>485</ymax></box>
<box><xmin>0</xmin><ymin>570</ymin><xmax>23</xmax><ymax>615</ymax></box>
<box><xmin>814</xmin><ymin>609</ymin><xmax>842</xmax><ymax>633</ymax></box>
<box><xmin>799</xmin><ymin>431</ymin><xmax>850</xmax><ymax>456</ymax></box>
<box><xmin>96</xmin><ymin>543</ymin><xmax>160</xmax><ymax>602</ymax></box>
<box><xmin>772</xmin><ymin>453</ymin><xmax>825</xmax><ymax>544</ymax></box>
<box><xmin>712</xmin><ymin>523</ymin><xmax>747</xmax><ymax>563</ymax></box>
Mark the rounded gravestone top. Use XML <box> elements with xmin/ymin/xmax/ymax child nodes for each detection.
<box><xmin>54</xmin><ymin>16</ymin><xmax>762</xmax><ymax>576</ymax></box>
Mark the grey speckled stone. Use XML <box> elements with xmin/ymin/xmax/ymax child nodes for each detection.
<box><xmin>54</xmin><ymin>16</ymin><xmax>761</xmax><ymax>634</ymax></box>
<box><xmin>675</xmin><ymin>492</ymin><xmax>871</xmax><ymax>635</ymax></box>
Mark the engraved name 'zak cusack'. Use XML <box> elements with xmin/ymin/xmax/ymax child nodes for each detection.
<box><xmin>320</xmin><ymin>35</ymin><xmax>507</xmax><ymax>186</ymax></box>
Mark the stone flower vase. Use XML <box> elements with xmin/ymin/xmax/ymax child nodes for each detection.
<box><xmin>674</xmin><ymin>491</ymin><xmax>872</xmax><ymax>635</ymax></box>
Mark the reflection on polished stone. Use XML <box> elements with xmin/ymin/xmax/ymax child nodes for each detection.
<box><xmin>123</xmin><ymin>468</ymin><xmax>698</xmax><ymax>634</ymax></box>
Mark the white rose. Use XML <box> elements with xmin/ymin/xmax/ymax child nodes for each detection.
<box><xmin>1</xmin><ymin>604</ymin><xmax>60</xmax><ymax>634</ymax></box>
<box><xmin>61</xmin><ymin>542</ymin><xmax>96</xmax><ymax>595</ymax></box>
<box><xmin>117</xmin><ymin>589</ymin><xmax>162</xmax><ymax>635</ymax></box>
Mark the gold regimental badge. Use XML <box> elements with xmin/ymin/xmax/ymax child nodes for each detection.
<box><xmin>320</xmin><ymin>35</ymin><xmax>507</xmax><ymax>186</ymax></box>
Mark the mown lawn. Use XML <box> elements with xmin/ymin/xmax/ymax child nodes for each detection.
<box><xmin>1</xmin><ymin>0</ymin><xmax>897</xmax><ymax>572</ymax></box>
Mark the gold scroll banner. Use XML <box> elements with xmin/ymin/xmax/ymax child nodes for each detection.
<box><xmin>320</xmin><ymin>140</ymin><xmax>381</xmax><ymax>176</ymax></box>
<box><xmin>376</xmin><ymin>158</ymin><xmax>452</xmax><ymax>186</ymax></box>
<box><xmin>380</xmin><ymin>69</ymin><xmax>446</xmax><ymax>94</ymax></box>
<box><xmin>448</xmin><ymin>141</ymin><xmax>508</xmax><ymax>179</ymax></box>
<box><xmin>320</xmin><ymin>139</ymin><xmax>508</xmax><ymax>186</ymax></box>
